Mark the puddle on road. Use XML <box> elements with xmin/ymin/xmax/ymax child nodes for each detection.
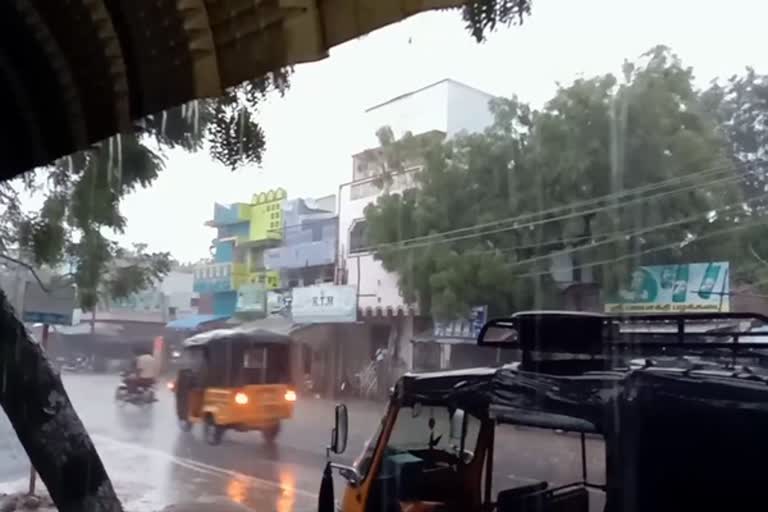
<box><xmin>93</xmin><ymin>435</ymin><xmax>316</xmax><ymax>512</ymax></box>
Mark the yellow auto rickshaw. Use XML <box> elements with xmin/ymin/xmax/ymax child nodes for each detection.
<box><xmin>172</xmin><ymin>327</ymin><xmax>297</xmax><ymax>445</ymax></box>
<box><xmin>319</xmin><ymin>311</ymin><xmax>768</xmax><ymax>512</ymax></box>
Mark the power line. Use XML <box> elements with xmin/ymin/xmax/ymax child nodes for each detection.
<box><xmin>471</xmin><ymin>190</ymin><xmax>768</xmax><ymax>271</ymax></box>
<box><xmin>510</xmin><ymin>218</ymin><xmax>763</xmax><ymax>282</ymax></box>
<box><xmin>355</xmin><ymin>160</ymin><xmax>760</xmax><ymax>253</ymax></box>
<box><xmin>356</xmin><ymin>163</ymin><xmax>760</xmax><ymax>254</ymax></box>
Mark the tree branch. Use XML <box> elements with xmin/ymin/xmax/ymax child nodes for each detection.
<box><xmin>0</xmin><ymin>290</ymin><xmax>122</xmax><ymax>512</ymax></box>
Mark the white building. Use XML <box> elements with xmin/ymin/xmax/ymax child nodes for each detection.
<box><xmin>108</xmin><ymin>270</ymin><xmax>196</xmax><ymax>322</ymax></box>
<box><xmin>337</xmin><ymin>79</ymin><xmax>496</xmax><ymax>371</ymax></box>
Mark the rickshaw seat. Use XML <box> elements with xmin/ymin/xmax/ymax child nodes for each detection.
<box><xmin>497</xmin><ymin>481</ymin><xmax>547</xmax><ymax>511</ymax></box>
<box><xmin>497</xmin><ymin>483</ymin><xmax>587</xmax><ymax>512</ymax></box>
<box><xmin>545</xmin><ymin>487</ymin><xmax>588</xmax><ymax>512</ymax></box>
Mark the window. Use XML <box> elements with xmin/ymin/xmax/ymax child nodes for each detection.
<box><xmin>311</xmin><ymin>224</ymin><xmax>322</xmax><ymax>242</ymax></box>
<box><xmin>385</xmin><ymin>406</ymin><xmax>480</xmax><ymax>461</ymax></box>
<box><xmin>244</xmin><ymin>347</ymin><xmax>267</xmax><ymax>369</ymax></box>
<box><xmin>355</xmin><ymin>417</ymin><xmax>385</xmax><ymax>479</ymax></box>
<box><xmin>349</xmin><ymin>220</ymin><xmax>369</xmax><ymax>253</ymax></box>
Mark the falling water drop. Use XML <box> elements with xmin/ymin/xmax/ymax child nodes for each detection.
<box><xmin>67</xmin><ymin>155</ymin><xmax>73</xmax><ymax>174</ymax></box>
<box><xmin>239</xmin><ymin>106</ymin><xmax>246</xmax><ymax>161</ymax></box>
<box><xmin>115</xmin><ymin>134</ymin><xmax>123</xmax><ymax>190</ymax></box>
<box><xmin>106</xmin><ymin>136</ymin><xmax>114</xmax><ymax>188</ymax></box>
<box><xmin>161</xmin><ymin>111</ymin><xmax>167</xmax><ymax>139</ymax></box>
<box><xmin>193</xmin><ymin>100</ymin><xmax>200</xmax><ymax>137</ymax></box>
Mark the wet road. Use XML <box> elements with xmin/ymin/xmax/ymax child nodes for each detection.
<box><xmin>1</xmin><ymin>374</ymin><xmax>607</xmax><ymax>511</ymax></box>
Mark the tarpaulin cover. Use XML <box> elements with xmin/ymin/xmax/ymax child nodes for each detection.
<box><xmin>397</xmin><ymin>363</ymin><xmax>768</xmax><ymax>511</ymax></box>
<box><xmin>488</xmin><ymin>366</ymin><xmax>768</xmax><ymax>512</ymax></box>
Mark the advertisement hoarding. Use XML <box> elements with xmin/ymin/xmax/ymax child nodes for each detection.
<box><xmin>604</xmin><ymin>262</ymin><xmax>730</xmax><ymax>314</ymax></box>
<box><xmin>22</xmin><ymin>280</ymin><xmax>77</xmax><ymax>326</ymax></box>
<box><xmin>235</xmin><ymin>284</ymin><xmax>267</xmax><ymax>316</ymax></box>
<box><xmin>433</xmin><ymin>305</ymin><xmax>488</xmax><ymax>338</ymax></box>
<box><xmin>291</xmin><ymin>284</ymin><xmax>357</xmax><ymax>324</ymax></box>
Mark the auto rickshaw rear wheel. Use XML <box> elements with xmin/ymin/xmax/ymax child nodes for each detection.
<box><xmin>204</xmin><ymin>414</ymin><xmax>225</xmax><ymax>445</ymax></box>
<box><xmin>262</xmin><ymin>422</ymin><xmax>281</xmax><ymax>443</ymax></box>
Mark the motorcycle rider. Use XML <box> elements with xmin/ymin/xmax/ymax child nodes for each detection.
<box><xmin>124</xmin><ymin>347</ymin><xmax>158</xmax><ymax>394</ymax></box>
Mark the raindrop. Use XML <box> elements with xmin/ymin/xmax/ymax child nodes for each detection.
<box><xmin>161</xmin><ymin>111</ymin><xmax>167</xmax><ymax>139</ymax></box>
<box><xmin>193</xmin><ymin>100</ymin><xmax>200</xmax><ymax>137</ymax></box>
<box><xmin>115</xmin><ymin>134</ymin><xmax>123</xmax><ymax>190</ymax></box>
<box><xmin>106</xmin><ymin>136</ymin><xmax>114</xmax><ymax>188</ymax></box>
<box><xmin>67</xmin><ymin>155</ymin><xmax>73</xmax><ymax>174</ymax></box>
<box><xmin>239</xmin><ymin>106</ymin><xmax>246</xmax><ymax>160</ymax></box>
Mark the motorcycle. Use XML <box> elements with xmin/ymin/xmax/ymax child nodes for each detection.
<box><xmin>114</xmin><ymin>372</ymin><xmax>157</xmax><ymax>406</ymax></box>
<box><xmin>59</xmin><ymin>355</ymin><xmax>93</xmax><ymax>373</ymax></box>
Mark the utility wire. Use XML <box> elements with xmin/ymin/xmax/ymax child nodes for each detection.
<box><xmin>510</xmin><ymin>218</ymin><xmax>763</xmax><ymax>282</ymax></box>
<box><xmin>466</xmin><ymin>190</ymin><xmax>768</xmax><ymax>269</ymax></box>
<box><xmin>357</xmin><ymin>163</ymin><xmax>760</xmax><ymax>254</ymax></box>
<box><xmin>356</xmin><ymin>160</ymin><xmax>761</xmax><ymax>253</ymax></box>
<box><xmin>0</xmin><ymin>254</ymin><xmax>51</xmax><ymax>292</ymax></box>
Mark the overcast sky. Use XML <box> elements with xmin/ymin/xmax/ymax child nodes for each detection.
<box><xmin>97</xmin><ymin>0</ymin><xmax>766</xmax><ymax>263</ymax></box>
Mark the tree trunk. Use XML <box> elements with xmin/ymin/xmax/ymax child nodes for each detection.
<box><xmin>0</xmin><ymin>290</ymin><xmax>122</xmax><ymax>512</ymax></box>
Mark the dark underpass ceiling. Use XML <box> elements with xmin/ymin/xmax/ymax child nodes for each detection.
<box><xmin>0</xmin><ymin>0</ymin><xmax>467</xmax><ymax>182</ymax></box>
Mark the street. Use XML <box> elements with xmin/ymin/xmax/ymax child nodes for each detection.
<box><xmin>1</xmin><ymin>374</ymin><xmax>606</xmax><ymax>511</ymax></box>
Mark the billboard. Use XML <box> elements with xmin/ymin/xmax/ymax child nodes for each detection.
<box><xmin>433</xmin><ymin>306</ymin><xmax>488</xmax><ymax>338</ymax></box>
<box><xmin>235</xmin><ymin>284</ymin><xmax>267</xmax><ymax>316</ymax></box>
<box><xmin>22</xmin><ymin>280</ymin><xmax>77</xmax><ymax>326</ymax></box>
<box><xmin>291</xmin><ymin>284</ymin><xmax>357</xmax><ymax>324</ymax></box>
<box><xmin>605</xmin><ymin>262</ymin><xmax>730</xmax><ymax>314</ymax></box>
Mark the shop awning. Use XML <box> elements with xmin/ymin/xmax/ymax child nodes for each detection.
<box><xmin>225</xmin><ymin>314</ymin><xmax>306</xmax><ymax>337</ymax></box>
<box><xmin>412</xmin><ymin>331</ymin><xmax>477</xmax><ymax>345</ymax></box>
<box><xmin>165</xmin><ymin>314</ymin><xmax>230</xmax><ymax>331</ymax></box>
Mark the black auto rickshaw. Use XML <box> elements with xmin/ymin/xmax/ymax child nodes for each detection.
<box><xmin>320</xmin><ymin>311</ymin><xmax>768</xmax><ymax>512</ymax></box>
<box><xmin>173</xmin><ymin>327</ymin><xmax>297</xmax><ymax>445</ymax></box>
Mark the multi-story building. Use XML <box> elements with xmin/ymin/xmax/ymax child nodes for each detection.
<box><xmin>194</xmin><ymin>188</ymin><xmax>286</xmax><ymax>316</ymax></box>
<box><xmin>336</xmin><ymin>79</ymin><xmax>496</xmax><ymax>374</ymax></box>
<box><xmin>263</xmin><ymin>196</ymin><xmax>337</xmax><ymax>290</ymax></box>
<box><xmin>110</xmin><ymin>270</ymin><xmax>196</xmax><ymax>321</ymax></box>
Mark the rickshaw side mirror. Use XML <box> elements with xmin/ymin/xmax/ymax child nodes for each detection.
<box><xmin>449</xmin><ymin>409</ymin><xmax>466</xmax><ymax>441</ymax></box>
<box><xmin>331</xmin><ymin>404</ymin><xmax>349</xmax><ymax>454</ymax></box>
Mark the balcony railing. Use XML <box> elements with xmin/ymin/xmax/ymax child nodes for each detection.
<box><xmin>263</xmin><ymin>239</ymin><xmax>335</xmax><ymax>270</ymax></box>
<box><xmin>243</xmin><ymin>270</ymin><xmax>281</xmax><ymax>290</ymax></box>
<box><xmin>193</xmin><ymin>263</ymin><xmax>248</xmax><ymax>293</ymax></box>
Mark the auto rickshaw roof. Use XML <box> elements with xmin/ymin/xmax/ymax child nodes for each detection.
<box><xmin>182</xmin><ymin>326</ymin><xmax>292</xmax><ymax>348</ymax></box>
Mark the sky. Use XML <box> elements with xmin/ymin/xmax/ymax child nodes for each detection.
<box><xmin>72</xmin><ymin>0</ymin><xmax>766</xmax><ymax>263</ymax></box>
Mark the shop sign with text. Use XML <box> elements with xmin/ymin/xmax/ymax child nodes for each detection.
<box><xmin>291</xmin><ymin>284</ymin><xmax>357</xmax><ymax>323</ymax></box>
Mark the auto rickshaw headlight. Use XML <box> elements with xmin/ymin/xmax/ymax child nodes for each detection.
<box><xmin>234</xmin><ymin>392</ymin><xmax>249</xmax><ymax>405</ymax></box>
<box><xmin>167</xmin><ymin>381</ymin><xmax>175</xmax><ymax>391</ymax></box>
<box><xmin>284</xmin><ymin>390</ymin><xmax>297</xmax><ymax>402</ymax></box>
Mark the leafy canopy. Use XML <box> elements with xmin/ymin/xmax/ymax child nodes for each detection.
<box><xmin>2</xmin><ymin>2</ymin><xmax>530</xmax><ymax>310</ymax></box>
<box><xmin>364</xmin><ymin>46</ymin><xmax>768</xmax><ymax>320</ymax></box>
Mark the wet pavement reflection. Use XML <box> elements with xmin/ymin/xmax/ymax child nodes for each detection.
<box><xmin>1</xmin><ymin>373</ymin><xmax>608</xmax><ymax>511</ymax></box>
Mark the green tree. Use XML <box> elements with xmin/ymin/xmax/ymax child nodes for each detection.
<box><xmin>365</xmin><ymin>46</ymin><xmax>749</xmax><ymax>320</ymax></box>
<box><xmin>12</xmin><ymin>72</ymin><xmax>289</xmax><ymax>310</ymax></box>
<box><xmin>702</xmin><ymin>68</ymin><xmax>768</xmax><ymax>288</ymax></box>
<box><xmin>1</xmin><ymin>0</ymin><xmax>535</xmax><ymax>311</ymax></box>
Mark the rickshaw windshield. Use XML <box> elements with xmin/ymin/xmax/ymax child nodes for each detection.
<box><xmin>354</xmin><ymin>418</ymin><xmax>385</xmax><ymax>480</ymax></box>
<box><xmin>385</xmin><ymin>406</ymin><xmax>480</xmax><ymax>460</ymax></box>
<box><xmin>180</xmin><ymin>347</ymin><xmax>206</xmax><ymax>371</ymax></box>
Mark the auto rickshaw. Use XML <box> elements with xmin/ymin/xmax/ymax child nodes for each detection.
<box><xmin>173</xmin><ymin>327</ymin><xmax>297</xmax><ymax>445</ymax></box>
<box><xmin>319</xmin><ymin>311</ymin><xmax>768</xmax><ymax>512</ymax></box>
